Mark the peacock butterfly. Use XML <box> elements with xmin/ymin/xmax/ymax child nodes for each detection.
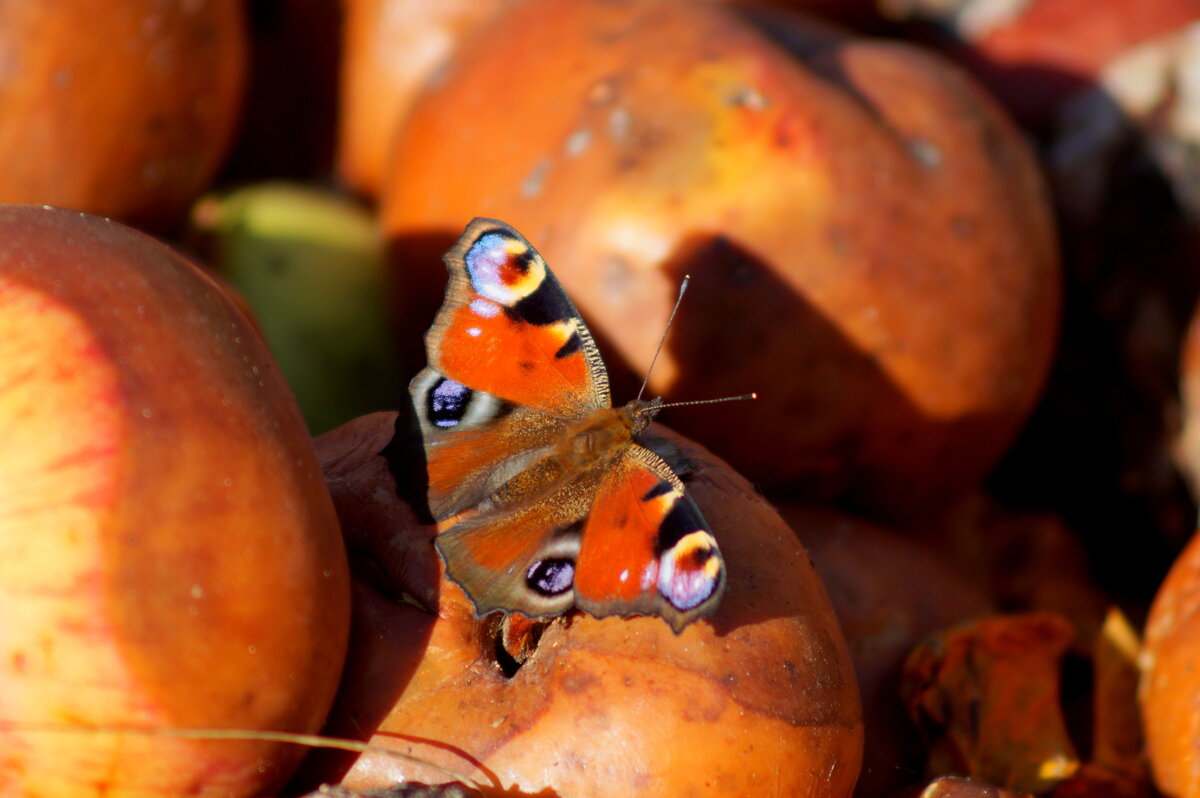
<box><xmin>408</xmin><ymin>218</ymin><xmax>725</xmax><ymax>633</ymax></box>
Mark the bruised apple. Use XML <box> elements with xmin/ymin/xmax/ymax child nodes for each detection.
<box><xmin>380</xmin><ymin>0</ymin><xmax>1060</xmax><ymax>514</ymax></box>
<box><xmin>0</xmin><ymin>206</ymin><xmax>350</xmax><ymax>796</ymax></box>
<box><xmin>306</xmin><ymin>412</ymin><xmax>864</xmax><ymax>797</ymax></box>
<box><xmin>0</xmin><ymin>0</ymin><xmax>247</xmax><ymax>230</ymax></box>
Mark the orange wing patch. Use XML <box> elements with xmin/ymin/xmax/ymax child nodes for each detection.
<box><xmin>573</xmin><ymin>447</ymin><xmax>724</xmax><ymax>632</ymax></box>
<box><xmin>437</xmin><ymin>302</ymin><xmax>589</xmax><ymax>412</ymax></box>
<box><xmin>574</xmin><ymin>462</ymin><xmax>664</xmax><ymax>605</ymax></box>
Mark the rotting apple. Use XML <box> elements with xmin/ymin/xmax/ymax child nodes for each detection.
<box><xmin>0</xmin><ymin>0</ymin><xmax>247</xmax><ymax>230</ymax></box>
<box><xmin>379</xmin><ymin>0</ymin><xmax>1060</xmax><ymax>517</ymax></box>
<box><xmin>302</xmin><ymin>411</ymin><xmax>864</xmax><ymax>798</ymax></box>
<box><xmin>901</xmin><ymin>613</ymin><xmax>1080</xmax><ymax>795</ymax></box>
<box><xmin>0</xmin><ymin>205</ymin><xmax>350</xmax><ymax>796</ymax></box>
<box><xmin>788</xmin><ymin>505</ymin><xmax>993</xmax><ymax>798</ymax></box>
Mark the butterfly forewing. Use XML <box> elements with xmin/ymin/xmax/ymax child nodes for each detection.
<box><xmin>413</xmin><ymin>217</ymin><xmax>726</xmax><ymax>633</ymax></box>
<box><xmin>428</xmin><ymin>218</ymin><xmax>609</xmax><ymax>416</ymax></box>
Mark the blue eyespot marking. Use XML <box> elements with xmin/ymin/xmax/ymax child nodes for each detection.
<box><xmin>466</xmin><ymin>232</ymin><xmax>527</xmax><ymax>305</ymax></box>
<box><xmin>429</xmin><ymin>377</ymin><xmax>472</xmax><ymax>428</ymax></box>
<box><xmin>527</xmin><ymin>558</ymin><xmax>575</xmax><ymax>597</ymax></box>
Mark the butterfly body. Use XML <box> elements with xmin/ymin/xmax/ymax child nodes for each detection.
<box><xmin>410</xmin><ymin>218</ymin><xmax>724</xmax><ymax>633</ymax></box>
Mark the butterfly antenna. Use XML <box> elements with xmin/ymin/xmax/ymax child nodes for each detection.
<box><xmin>638</xmin><ymin>275</ymin><xmax>690</xmax><ymax>401</ymax></box>
<box><xmin>655</xmin><ymin>393</ymin><xmax>758</xmax><ymax>411</ymax></box>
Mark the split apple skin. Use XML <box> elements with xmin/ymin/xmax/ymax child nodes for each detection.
<box><xmin>0</xmin><ymin>205</ymin><xmax>350</xmax><ymax>797</ymax></box>
<box><xmin>308</xmin><ymin>412</ymin><xmax>864</xmax><ymax>798</ymax></box>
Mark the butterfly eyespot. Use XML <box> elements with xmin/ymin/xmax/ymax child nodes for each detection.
<box><xmin>428</xmin><ymin>377</ymin><xmax>473</xmax><ymax>428</ymax></box>
<box><xmin>658</xmin><ymin>531</ymin><xmax>722</xmax><ymax>611</ymax></box>
<box><xmin>412</xmin><ymin>369</ymin><xmax>505</xmax><ymax>432</ymax></box>
<box><xmin>466</xmin><ymin>232</ymin><xmax>540</xmax><ymax>306</ymax></box>
<box><xmin>526</xmin><ymin>558</ymin><xmax>575</xmax><ymax>597</ymax></box>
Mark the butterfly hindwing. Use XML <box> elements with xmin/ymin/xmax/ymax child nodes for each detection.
<box><xmin>430</xmin><ymin>471</ymin><xmax>599</xmax><ymax>620</ymax></box>
<box><xmin>574</xmin><ymin>445</ymin><xmax>725</xmax><ymax>633</ymax></box>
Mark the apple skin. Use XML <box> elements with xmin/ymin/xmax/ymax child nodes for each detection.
<box><xmin>0</xmin><ymin>205</ymin><xmax>350</xmax><ymax>797</ymax></box>
<box><xmin>335</xmin><ymin>0</ymin><xmax>881</xmax><ymax>200</ymax></box>
<box><xmin>305</xmin><ymin>412</ymin><xmax>864</xmax><ymax>798</ymax></box>
<box><xmin>336</xmin><ymin>0</ymin><xmax>514</xmax><ymax>199</ymax></box>
<box><xmin>1140</xmin><ymin>529</ymin><xmax>1200</xmax><ymax>798</ymax></box>
<box><xmin>379</xmin><ymin>0</ymin><xmax>1060</xmax><ymax>516</ymax></box>
<box><xmin>0</xmin><ymin>0</ymin><xmax>246</xmax><ymax>230</ymax></box>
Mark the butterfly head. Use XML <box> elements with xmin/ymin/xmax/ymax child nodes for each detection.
<box><xmin>622</xmin><ymin>397</ymin><xmax>665</xmax><ymax>438</ymax></box>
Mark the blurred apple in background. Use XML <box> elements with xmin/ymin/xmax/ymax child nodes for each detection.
<box><xmin>336</xmin><ymin>0</ymin><xmax>515</xmax><ymax>200</ymax></box>
<box><xmin>192</xmin><ymin>182</ymin><xmax>404</xmax><ymax>434</ymax></box>
<box><xmin>378</xmin><ymin>0</ymin><xmax>1061</xmax><ymax>518</ymax></box>
<box><xmin>0</xmin><ymin>205</ymin><xmax>350</xmax><ymax>796</ymax></box>
<box><xmin>335</xmin><ymin>0</ymin><xmax>887</xmax><ymax>201</ymax></box>
<box><xmin>0</xmin><ymin>0</ymin><xmax>247</xmax><ymax>231</ymax></box>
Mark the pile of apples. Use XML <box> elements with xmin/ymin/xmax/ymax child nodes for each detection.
<box><xmin>2</xmin><ymin>1</ymin><xmax>1198</xmax><ymax>796</ymax></box>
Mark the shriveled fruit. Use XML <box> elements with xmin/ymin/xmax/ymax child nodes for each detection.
<box><xmin>901</xmin><ymin>613</ymin><xmax>1079</xmax><ymax>795</ymax></box>
<box><xmin>304</xmin><ymin>413</ymin><xmax>864</xmax><ymax>798</ymax></box>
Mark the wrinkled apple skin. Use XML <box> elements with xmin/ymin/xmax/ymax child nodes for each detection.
<box><xmin>0</xmin><ymin>205</ymin><xmax>350</xmax><ymax>797</ymax></box>
<box><xmin>306</xmin><ymin>413</ymin><xmax>863</xmax><ymax>798</ymax></box>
